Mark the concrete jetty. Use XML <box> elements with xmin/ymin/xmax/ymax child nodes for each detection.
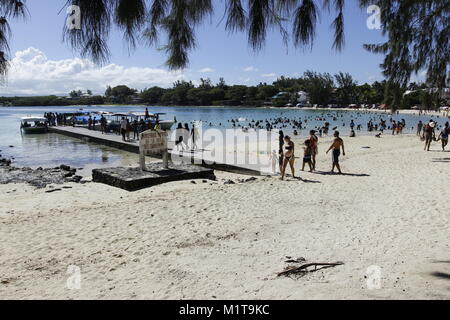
<box><xmin>92</xmin><ymin>163</ymin><xmax>216</xmax><ymax>191</ymax></box>
<box><xmin>49</xmin><ymin>126</ymin><xmax>265</xmax><ymax>176</ymax></box>
<box><xmin>49</xmin><ymin>126</ymin><xmax>139</xmax><ymax>153</ymax></box>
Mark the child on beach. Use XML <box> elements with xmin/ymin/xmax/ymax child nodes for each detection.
<box><xmin>302</xmin><ymin>140</ymin><xmax>313</xmax><ymax>172</ymax></box>
<box><xmin>269</xmin><ymin>150</ymin><xmax>278</xmax><ymax>174</ymax></box>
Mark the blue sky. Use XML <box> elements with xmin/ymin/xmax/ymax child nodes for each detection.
<box><xmin>2</xmin><ymin>0</ymin><xmax>393</xmax><ymax>95</ymax></box>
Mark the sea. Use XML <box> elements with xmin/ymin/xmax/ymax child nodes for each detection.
<box><xmin>0</xmin><ymin>105</ymin><xmax>447</xmax><ymax>171</ymax></box>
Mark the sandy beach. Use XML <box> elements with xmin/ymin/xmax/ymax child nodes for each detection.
<box><xmin>0</xmin><ymin>133</ymin><xmax>449</xmax><ymax>299</ymax></box>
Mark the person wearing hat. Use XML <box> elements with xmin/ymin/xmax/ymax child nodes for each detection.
<box><xmin>423</xmin><ymin>120</ymin><xmax>435</xmax><ymax>151</ymax></box>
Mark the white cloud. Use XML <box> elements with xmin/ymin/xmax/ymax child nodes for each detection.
<box><xmin>238</xmin><ymin>77</ymin><xmax>252</xmax><ymax>83</ymax></box>
<box><xmin>261</xmin><ymin>73</ymin><xmax>277</xmax><ymax>78</ymax></box>
<box><xmin>243</xmin><ymin>66</ymin><xmax>258</xmax><ymax>72</ymax></box>
<box><xmin>198</xmin><ymin>67</ymin><xmax>214</xmax><ymax>73</ymax></box>
<box><xmin>2</xmin><ymin>47</ymin><xmax>186</xmax><ymax>95</ymax></box>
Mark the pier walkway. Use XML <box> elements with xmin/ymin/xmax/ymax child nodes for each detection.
<box><xmin>49</xmin><ymin>126</ymin><xmax>266</xmax><ymax>175</ymax></box>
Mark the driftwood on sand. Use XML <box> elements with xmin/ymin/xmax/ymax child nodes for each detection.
<box><xmin>278</xmin><ymin>262</ymin><xmax>344</xmax><ymax>277</ymax></box>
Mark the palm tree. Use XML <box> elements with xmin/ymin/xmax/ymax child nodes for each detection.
<box><xmin>1</xmin><ymin>0</ymin><xmax>449</xmax><ymax>91</ymax></box>
<box><xmin>0</xmin><ymin>0</ymin><xmax>27</xmax><ymax>83</ymax></box>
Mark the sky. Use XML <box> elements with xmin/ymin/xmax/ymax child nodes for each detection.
<box><xmin>0</xmin><ymin>0</ymin><xmax>407</xmax><ymax>96</ymax></box>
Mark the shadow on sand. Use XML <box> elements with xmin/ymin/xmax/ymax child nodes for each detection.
<box><xmin>282</xmin><ymin>175</ymin><xmax>322</xmax><ymax>183</ymax></box>
<box><xmin>432</xmin><ymin>158</ymin><xmax>450</xmax><ymax>163</ymax></box>
<box><xmin>294</xmin><ymin>177</ymin><xmax>322</xmax><ymax>183</ymax></box>
<box><xmin>430</xmin><ymin>272</ymin><xmax>450</xmax><ymax>280</ymax></box>
<box><xmin>312</xmin><ymin>171</ymin><xmax>370</xmax><ymax>177</ymax></box>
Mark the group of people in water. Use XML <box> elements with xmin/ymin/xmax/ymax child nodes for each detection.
<box><xmin>278</xmin><ymin>129</ymin><xmax>346</xmax><ymax>180</ymax></box>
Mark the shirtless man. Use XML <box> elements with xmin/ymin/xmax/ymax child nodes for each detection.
<box><xmin>326</xmin><ymin>131</ymin><xmax>346</xmax><ymax>174</ymax></box>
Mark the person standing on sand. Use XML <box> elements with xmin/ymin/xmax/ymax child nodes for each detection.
<box><xmin>417</xmin><ymin>120</ymin><xmax>423</xmax><ymax>137</ymax></box>
<box><xmin>278</xmin><ymin>130</ymin><xmax>284</xmax><ymax>174</ymax></box>
<box><xmin>392</xmin><ymin>121</ymin><xmax>397</xmax><ymax>135</ymax></box>
<box><xmin>308</xmin><ymin>130</ymin><xmax>318</xmax><ymax>171</ymax></box>
<box><xmin>145</xmin><ymin>108</ymin><xmax>150</xmax><ymax>120</ymax></box>
<box><xmin>438</xmin><ymin>122</ymin><xmax>449</xmax><ymax>151</ymax></box>
<box><xmin>423</xmin><ymin>120</ymin><xmax>435</xmax><ymax>151</ymax></box>
<box><xmin>280</xmin><ymin>135</ymin><xmax>295</xmax><ymax>180</ymax></box>
<box><xmin>326</xmin><ymin>131</ymin><xmax>346</xmax><ymax>174</ymax></box>
<box><xmin>302</xmin><ymin>139</ymin><xmax>313</xmax><ymax>172</ymax></box>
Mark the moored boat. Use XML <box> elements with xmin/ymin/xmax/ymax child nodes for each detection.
<box><xmin>20</xmin><ymin>117</ymin><xmax>48</xmax><ymax>134</ymax></box>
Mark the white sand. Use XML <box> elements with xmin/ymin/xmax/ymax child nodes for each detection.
<box><xmin>0</xmin><ymin>134</ymin><xmax>449</xmax><ymax>299</ymax></box>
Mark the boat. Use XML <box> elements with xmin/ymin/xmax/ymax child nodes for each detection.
<box><xmin>153</xmin><ymin>113</ymin><xmax>176</xmax><ymax>131</ymax></box>
<box><xmin>20</xmin><ymin>117</ymin><xmax>48</xmax><ymax>134</ymax></box>
<box><xmin>128</xmin><ymin>112</ymin><xmax>175</xmax><ymax>131</ymax></box>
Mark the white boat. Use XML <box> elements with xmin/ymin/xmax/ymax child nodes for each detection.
<box><xmin>20</xmin><ymin>117</ymin><xmax>48</xmax><ymax>134</ymax></box>
<box><xmin>129</xmin><ymin>112</ymin><xmax>175</xmax><ymax>131</ymax></box>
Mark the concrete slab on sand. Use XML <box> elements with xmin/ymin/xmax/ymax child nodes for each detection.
<box><xmin>92</xmin><ymin>163</ymin><xmax>216</xmax><ymax>191</ymax></box>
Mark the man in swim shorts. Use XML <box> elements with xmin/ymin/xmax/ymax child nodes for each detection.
<box><xmin>326</xmin><ymin>131</ymin><xmax>346</xmax><ymax>174</ymax></box>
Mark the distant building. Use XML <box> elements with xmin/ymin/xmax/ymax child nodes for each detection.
<box><xmin>297</xmin><ymin>91</ymin><xmax>309</xmax><ymax>103</ymax></box>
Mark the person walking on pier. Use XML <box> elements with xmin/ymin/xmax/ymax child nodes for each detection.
<box><xmin>100</xmin><ymin>115</ymin><xmax>107</xmax><ymax>134</ymax></box>
<box><xmin>126</xmin><ymin>119</ymin><xmax>132</xmax><ymax>141</ymax></box>
<box><xmin>132</xmin><ymin>120</ymin><xmax>139</xmax><ymax>140</ymax></box>
<box><xmin>120</xmin><ymin>117</ymin><xmax>127</xmax><ymax>141</ymax></box>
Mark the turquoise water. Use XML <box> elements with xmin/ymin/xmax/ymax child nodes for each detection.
<box><xmin>0</xmin><ymin>105</ymin><xmax>447</xmax><ymax>168</ymax></box>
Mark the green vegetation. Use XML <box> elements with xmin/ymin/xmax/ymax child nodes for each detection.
<box><xmin>0</xmin><ymin>95</ymin><xmax>104</xmax><ymax>106</ymax></box>
<box><xmin>1</xmin><ymin>72</ymin><xmax>445</xmax><ymax>110</ymax></box>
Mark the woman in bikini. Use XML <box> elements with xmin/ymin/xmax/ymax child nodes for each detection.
<box><xmin>281</xmin><ymin>135</ymin><xmax>295</xmax><ymax>180</ymax></box>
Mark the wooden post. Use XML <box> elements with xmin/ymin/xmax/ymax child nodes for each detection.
<box><xmin>162</xmin><ymin>133</ymin><xmax>169</xmax><ymax>168</ymax></box>
<box><xmin>162</xmin><ymin>150</ymin><xmax>169</xmax><ymax>169</ymax></box>
<box><xmin>139</xmin><ymin>133</ymin><xmax>146</xmax><ymax>171</ymax></box>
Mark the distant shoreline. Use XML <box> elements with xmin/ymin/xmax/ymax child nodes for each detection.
<box><xmin>2</xmin><ymin>104</ymin><xmax>447</xmax><ymax>117</ymax></box>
